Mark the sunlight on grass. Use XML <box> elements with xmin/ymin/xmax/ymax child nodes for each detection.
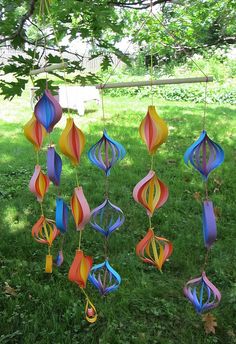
<box><xmin>0</xmin><ymin>94</ymin><xmax>235</xmax><ymax>343</ymax></box>
<box><xmin>3</xmin><ymin>205</ymin><xmax>28</xmax><ymax>233</ymax></box>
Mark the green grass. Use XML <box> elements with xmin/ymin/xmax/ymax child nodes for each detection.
<box><xmin>0</xmin><ymin>94</ymin><xmax>236</xmax><ymax>344</ymax></box>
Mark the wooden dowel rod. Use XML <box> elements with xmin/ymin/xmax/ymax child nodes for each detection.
<box><xmin>96</xmin><ymin>76</ymin><xmax>213</xmax><ymax>89</ymax></box>
<box><xmin>30</xmin><ymin>63</ymin><xmax>67</xmax><ymax>75</ymax></box>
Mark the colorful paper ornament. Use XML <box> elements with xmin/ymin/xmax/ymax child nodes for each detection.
<box><xmin>89</xmin><ymin>259</ymin><xmax>121</xmax><ymax>296</ymax></box>
<box><xmin>29</xmin><ymin>165</ymin><xmax>50</xmax><ymax>202</ymax></box>
<box><xmin>55</xmin><ymin>198</ymin><xmax>69</xmax><ymax>233</ymax></box>
<box><xmin>184</xmin><ymin>272</ymin><xmax>221</xmax><ymax>314</ymax></box>
<box><xmin>68</xmin><ymin>250</ymin><xmax>98</xmax><ymax>323</ymax></box>
<box><xmin>202</xmin><ymin>200</ymin><xmax>217</xmax><ymax>249</ymax></box>
<box><xmin>59</xmin><ymin>118</ymin><xmax>85</xmax><ymax>165</ymax></box>
<box><xmin>47</xmin><ymin>147</ymin><xmax>62</xmax><ymax>186</ymax></box>
<box><xmin>184</xmin><ymin>130</ymin><xmax>224</xmax><ymax>180</ymax></box>
<box><xmin>34</xmin><ymin>89</ymin><xmax>62</xmax><ymax>132</ymax></box>
<box><xmin>88</xmin><ymin>129</ymin><xmax>126</xmax><ymax>176</ymax></box>
<box><xmin>24</xmin><ymin>114</ymin><xmax>46</xmax><ymax>150</ymax></box>
<box><xmin>32</xmin><ymin>215</ymin><xmax>60</xmax><ymax>273</ymax></box>
<box><xmin>32</xmin><ymin>215</ymin><xmax>59</xmax><ymax>246</ymax></box>
<box><xmin>68</xmin><ymin>250</ymin><xmax>93</xmax><ymax>289</ymax></box>
<box><xmin>71</xmin><ymin>187</ymin><xmax>91</xmax><ymax>230</ymax></box>
<box><xmin>136</xmin><ymin>228</ymin><xmax>173</xmax><ymax>271</ymax></box>
<box><xmin>139</xmin><ymin>105</ymin><xmax>168</xmax><ymax>154</ymax></box>
<box><xmin>133</xmin><ymin>170</ymin><xmax>169</xmax><ymax>217</ymax></box>
<box><xmin>90</xmin><ymin>198</ymin><xmax>125</xmax><ymax>237</ymax></box>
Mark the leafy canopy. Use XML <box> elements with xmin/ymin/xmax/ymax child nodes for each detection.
<box><xmin>0</xmin><ymin>0</ymin><xmax>235</xmax><ymax>99</ymax></box>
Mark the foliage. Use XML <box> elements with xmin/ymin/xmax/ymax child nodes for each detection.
<box><xmin>105</xmin><ymin>83</ymin><xmax>236</xmax><ymax>105</ymax></box>
<box><xmin>0</xmin><ymin>94</ymin><xmax>236</xmax><ymax>343</ymax></box>
<box><xmin>0</xmin><ymin>0</ymin><xmax>236</xmax><ymax>99</ymax></box>
<box><xmin>127</xmin><ymin>0</ymin><xmax>236</xmax><ymax>72</ymax></box>
<box><xmin>101</xmin><ymin>56</ymin><xmax>236</xmax><ymax>104</ymax></box>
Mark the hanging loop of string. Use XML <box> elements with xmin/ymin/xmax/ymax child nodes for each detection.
<box><xmin>150</xmin><ymin>10</ymin><xmax>210</xmax><ymax>135</ymax></box>
<box><xmin>101</xmin><ymin>8</ymin><xmax>152</xmax><ymax>89</ymax></box>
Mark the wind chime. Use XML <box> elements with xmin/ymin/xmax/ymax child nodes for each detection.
<box><xmin>24</xmin><ymin>0</ymin><xmax>97</xmax><ymax>323</ymax></box>
<box><xmin>25</xmin><ymin>0</ymin><xmax>221</xmax><ymax>327</ymax></box>
<box><xmin>183</xmin><ymin>83</ymin><xmax>224</xmax><ymax>324</ymax></box>
<box><xmin>87</xmin><ymin>96</ymin><xmax>126</xmax><ymax>296</ymax></box>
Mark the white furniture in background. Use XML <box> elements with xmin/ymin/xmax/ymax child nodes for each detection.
<box><xmin>30</xmin><ymin>85</ymin><xmax>101</xmax><ymax>116</ymax></box>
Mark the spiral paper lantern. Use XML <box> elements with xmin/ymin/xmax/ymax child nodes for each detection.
<box><xmin>24</xmin><ymin>114</ymin><xmax>46</xmax><ymax>151</ymax></box>
<box><xmin>88</xmin><ymin>130</ymin><xmax>126</xmax><ymax>176</ymax></box>
<box><xmin>59</xmin><ymin>118</ymin><xmax>86</xmax><ymax>165</ymax></box>
<box><xmin>71</xmin><ymin>187</ymin><xmax>91</xmax><ymax>230</ymax></box>
<box><xmin>133</xmin><ymin>170</ymin><xmax>169</xmax><ymax>217</ymax></box>
<box><xmin>139</xmin><ymin>105</ymin><xmax>168</xmax><ymax>154</ymax></box>
<box><xmin>184</xmin><ymin>130</ymin><xmax>224</xmax><ymax>180</ymax></box>
<box><xmin>184</xmin><ymin>272</ymin><xmax>221</xmax><ymax>314</ymax></box>
<box><xmin>34</xmin><ymin>90</ymin><xmax>62</xmax><ymax>132</ymax></box>
<box><xmin>29</xmin><ymin>165</ymin><xmax>50</xmax><ymax>202</ymax></box>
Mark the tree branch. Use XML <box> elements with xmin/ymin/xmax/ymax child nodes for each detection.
<box><xmin>108</xmin><ymin>0</ymin><xmax>173</xmax><ymax>9</ymax></box>
<box><xmin>0</xmin><ymin>0</ymin><xmax>37</xmax><ymax>45</ymax></box>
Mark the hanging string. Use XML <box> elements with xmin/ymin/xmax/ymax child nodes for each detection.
<box><xmin>101</xmin><ymin>89</ymin><xmax>106</xmax><ymax>124</ymax></box>
<box><xmin>201</xmin><ymin>248</ymin><xmax>210</xmax><ymax>273</ymax></box>
<box><xmin>40</xmin><ymin>202</ymin><xmax>44</xmax><ymax>216</ymax></box>
<box><xmin>148</xmin><ymin>216</ymin><xmax>152</xmax><ymax>229</ymax></box>
<box><xmin>149</xmin><ymin>0</ymin><xmax>154</xmax><ymax>106</ymax></box>
<box><xmin>202</xmin><ymin>80</ymin><xmax>208</xmax><ymax>130</ymax></box>
<box><xmin>39</xmin><ymin>0</ymin><xmax>72</xmax><ymax>117</ymax></box>
<box><xmin>101</xmin><ymin>9</ymin><xmax>152</xmax><ymax>88</ymax></box>
<box><xmin>36</xmin><ymin>150</ymin><xmax>39</xmax><ymax>165</ymax></box>
<box><xmin>38</xmin><ymin>2</ymin><xmax>49</xmax><ymax>88</ymax></box>
<box><xmin>78</xmin><ymin>230</ymin><xmax>82</xmax><ymax>251</ymax></box>
<box><xmin>151</xmin><ymin>11</ymin><xmax>208</xmax><ymax>79</ymax></box>
<box><xmin>150</xmin><ymin>154</ymin><xmax>154</xmax><ymax>170</ymax></box>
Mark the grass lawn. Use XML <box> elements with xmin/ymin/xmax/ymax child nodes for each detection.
<box><xmin>0</xmin><ymin>93</ymin><xmax>236</xmax><ymax>344</ymax></box>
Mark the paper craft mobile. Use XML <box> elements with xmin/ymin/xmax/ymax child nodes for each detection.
<box><xmin>134</xmin><ymin>105</ymin><xmax>172</xmax><ymax>271</ymax></box>
<box><xmin>183</xmin><ymin>126</ymin><xmax>224</xmax><ymax>317</ymax></box>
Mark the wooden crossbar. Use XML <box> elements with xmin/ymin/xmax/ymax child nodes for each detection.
<box><xmin>29</xmin><ymin>63</ymin><xmax>213</xmax><ymax>87</ymax></box>
<box><xmin>96</xmin><ymin>77</ymin><xmax>213</xmax><ymax>89</ymax></box>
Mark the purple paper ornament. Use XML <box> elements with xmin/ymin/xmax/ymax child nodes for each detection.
<box><xmin>88</xmin><ymin>130</ymin><xmax>126</xmax><ymax>176</ymax></box>
<box><xmin>184</xmin><ymin>272</ymin><xmax>221</xmax><ymax>314</ymax></box>
<box><xmin>90</xmin><ymin>198</ymin><xmax>125</xmax><ymax>237</ymax></box>
<box><xmin>203</xmin><ymin>200</ymin><xmax>217</xmax><ymax>249</ymax></box>
<box><xmin>54</xmin><ymin>250</ymin><xmax>64</xmax><ymax>267</ymax></box>
<box><xmin>184</xmin><ymin>130</ymin><xmax>224</xmax><ymax>180</ymax></box>
<box><xmin>88</xmin><ymin>260</ymin><xmax>121</xmax><ymax>296</ymax></box>
<box><xmin>34</xmin><ymin>90</ymin><xmax>62</xmax><ymax>133</ymax></box>
<box><xmin>47</xmin><ymin>147</ymin><xmax>62</xmax><ymax>186</ymax></box>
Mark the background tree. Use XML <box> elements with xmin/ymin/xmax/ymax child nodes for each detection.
<box><xmin>0</xmin><ymin>0</ymin><xmax>235</xmax><ymax>99</ymax></box>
